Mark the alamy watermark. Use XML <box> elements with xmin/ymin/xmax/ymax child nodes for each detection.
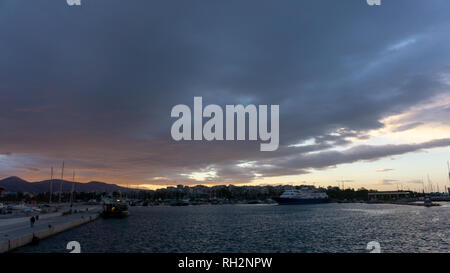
<box><xmin>66</xmin><ymin>241</ymin><xmax>81</xmax><ymax>253</ymax></box>
<box><xmin>366</xmin><ymin>241</ymin><xmax>381</xmax><ymax>253</ymax></box>
<box><xmin>170</xmin><ymin>97</ymin><xmax>279</xmax><ymax>151</ymax></box>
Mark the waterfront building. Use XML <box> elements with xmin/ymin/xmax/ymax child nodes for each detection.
<box><xmin>368</xmin><ymin>191</ymin><xmax>411</xmax><ymax>201</ymax></box>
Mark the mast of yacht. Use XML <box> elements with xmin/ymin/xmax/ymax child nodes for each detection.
<box><xmin>422</xmin><ymin>177</ymin><xmax>425</xmax><ymax>194</ymax></box>
<box><xmin>447</xmin><ymin>161</ymin><xmax>450</xmax><ymax>195</ymax></box>
<box><xmin>427</xmin><ymin>174</ymin><xmax>433</xmax><ymax>194</ymax></box>
<box><xmin>58</xmin><ymin>161</ymin><xmax>65</xmax><ymax>203</ymax></box>
<box><xmin>70</xmin><ymin>170</ymin><xmax>75</xmax><ymax>206</ymax></box>
<box><xmin>337</xmin><ymin>178</ymin><xmax>345</xmax><ymax>190</ymax></box>
<box><xmin>49</xmin><ymin>166</ymin><xmax>53</xmax><ymax>203</ymax></box>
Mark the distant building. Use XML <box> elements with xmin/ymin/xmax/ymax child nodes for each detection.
<box><xmin>368</xmin><ymin>191</ymin><xmax>410</xmax><ymax>201</ymax></box>
<box><xmin>0</xmin><ymin>187</ymin><xmax>4</xmax><ymax>197</ymax></box>
<box><xmin>2</xmin><ymin>191</ymin><xmax>18</xmax><ymax>197</ymax></box>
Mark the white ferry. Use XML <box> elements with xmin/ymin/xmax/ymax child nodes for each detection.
<box><xmin>273</xmin><ymin>186</ymin><xmax>329</xmax><ymax>205</ymax></box>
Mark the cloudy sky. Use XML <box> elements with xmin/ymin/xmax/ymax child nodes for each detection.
<box><xmin>1</xmin><ymin>0</ymin><xmax>450</xmax><ymax>191</ymax></box>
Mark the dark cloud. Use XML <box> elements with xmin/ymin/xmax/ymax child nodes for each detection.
<box><xmin>1</xmin><ymin>0</ymin><xmax>450</xmax><ymax>184</ymax></box>
<box><xmin>376</xmin><ymin>179</ymin><xmax>398</xmax><ymax>185</ymax></box>
<box><xmin>242</xmin><ymin>138</ymin><xmax>450</xmax><ymax>179</ymax></box>
<box><xmin>392</xmin><ymin>100</ymin><xmax>450</xmax><ymax>128</ymax></box>
<box><xmin>392</xmin><ymin>122</ymin><xmax>424</xmax><ymax>132</ymax></box>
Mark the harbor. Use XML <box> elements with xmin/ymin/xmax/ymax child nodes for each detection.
<box><xmin>1</xmin><ymin>187</ymin><xmax>449</xmax><ymax>253</ymax></box>
<box><xmin>1</xmin><ymin>175</ymin><xmax>449</xmax><ymax>252</ymax></box>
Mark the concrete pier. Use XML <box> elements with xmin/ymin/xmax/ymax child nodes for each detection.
<box><xmin>0</xmin><ymin>206</ymin><xmax>101</xmax><ymax>253</ymax></box>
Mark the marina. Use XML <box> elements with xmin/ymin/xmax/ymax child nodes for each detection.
<box><xmin>0</xmin><ymin>192</ymin><xmax>449</xmax><ymax>253</ymax></box>
<box><xmin>1</xmin><ymin>176</ymin><xmax>449</xmax><ymax>252</ymax></box>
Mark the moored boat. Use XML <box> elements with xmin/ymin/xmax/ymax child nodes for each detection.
<box><xmin>273</xmin><ymin>186</ymin><xmax>329</xmax><ymax>205</ymax></box>
<box><xmin>101</xmin><ymin>198</ymin><xmax>129</xmax><ymax>218</ymax></box>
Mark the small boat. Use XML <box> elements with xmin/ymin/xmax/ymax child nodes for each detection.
<box><xmin>101</xmin><ymin>198</ymin><xmax>129</xmax><ymax>218</ymax></box>
<box><xmin>11</xmin><ymin>203</ymin><xmax>26</xmax><ymax>210</ymax></box>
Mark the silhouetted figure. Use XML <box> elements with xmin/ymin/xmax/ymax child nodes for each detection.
<box><xmin>35</xmin><ymin>215</ymin><xmax>39</xmax><ymax>221</ymax></box>
<box><xmin>30</xmin><ymin>216</ymin><xmax>35</xmax><ymax>228</ymax></box>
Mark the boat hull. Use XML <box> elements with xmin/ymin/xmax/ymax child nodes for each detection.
<box><xmin>101</xmin><ymin>203</ymin><xmax>129</xmax><ymax>218</ymax></box>
<box><xmin>273</xmin><ymin>197</ymin><xmax>329</xmax><ymax>205</ymax></box>
<box><xmin>101</xmin><ymin>211</ymin><xmax>129</xmax><ymax>218</ymax></box>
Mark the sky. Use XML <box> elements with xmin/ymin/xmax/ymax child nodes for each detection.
<box><xmin>1</xmin><ymin>0</ymin><xmax>450</xmax><ymax>191</ymax></box>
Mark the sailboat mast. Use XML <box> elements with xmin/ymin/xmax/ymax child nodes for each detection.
<box><xmin>49</xmin><ymin>166</ymin><xmax>53</xmax><ymax>203</ymax></box>
<box><xmin>70</xmin><ymin>170</ymin><xmax>75</xmax><ymax>206</ymax></box>
<box><xmin>427</xmin><ymin>174</ymin><xmax>432</xmax><ymax>193</ymax></box>
<box><xmin>422</xmin><ymin>177</ymin><xmax>425</xmax><ymax>194</ymax></box>
<box><xmin>447</xmin><ymin>161</ymin><xmax>450</xmax><ymax>195</ymax></box>
<box><xmin>59</xmin><ymin>161</ymin><xmax>65</xmax><ymax>203</ymax></box>
<box><xmin>336</xmin><ymin>178</ymin><xmax>345</xmax><ymax>190</ymax></box>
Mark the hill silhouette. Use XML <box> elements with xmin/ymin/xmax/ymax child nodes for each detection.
<box><xmin>0</xmin><ymin>176</ymin><xmax>133</xmax><ymax>193</ymax></box>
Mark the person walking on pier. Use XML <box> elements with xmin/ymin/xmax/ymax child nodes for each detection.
<box><xmin>30</xmin><ymin>216</ymin><xmax>35</xmax><ymax>228</ymax></box>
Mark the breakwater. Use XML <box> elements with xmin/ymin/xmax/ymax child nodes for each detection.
<box><xmin>0</xmin><ymin>207</ymin><xmax>100</xmax><ymax>253</ymax></box>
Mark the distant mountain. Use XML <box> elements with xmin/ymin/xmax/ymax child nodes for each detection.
<box><xmin>0</xmin><ymin>176</ymin><xmax>134</xmax><ymax>193</ymax></box>
<box><xmin>0</xmin><ymin>176</ymin><xmax>41</xmax><ymax>193</ymax></box>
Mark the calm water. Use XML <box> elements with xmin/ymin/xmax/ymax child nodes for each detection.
<box><xmin>16</xmin><ymin>203</ymin><xmax>450</xmax><ymax>253</ymax></box>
